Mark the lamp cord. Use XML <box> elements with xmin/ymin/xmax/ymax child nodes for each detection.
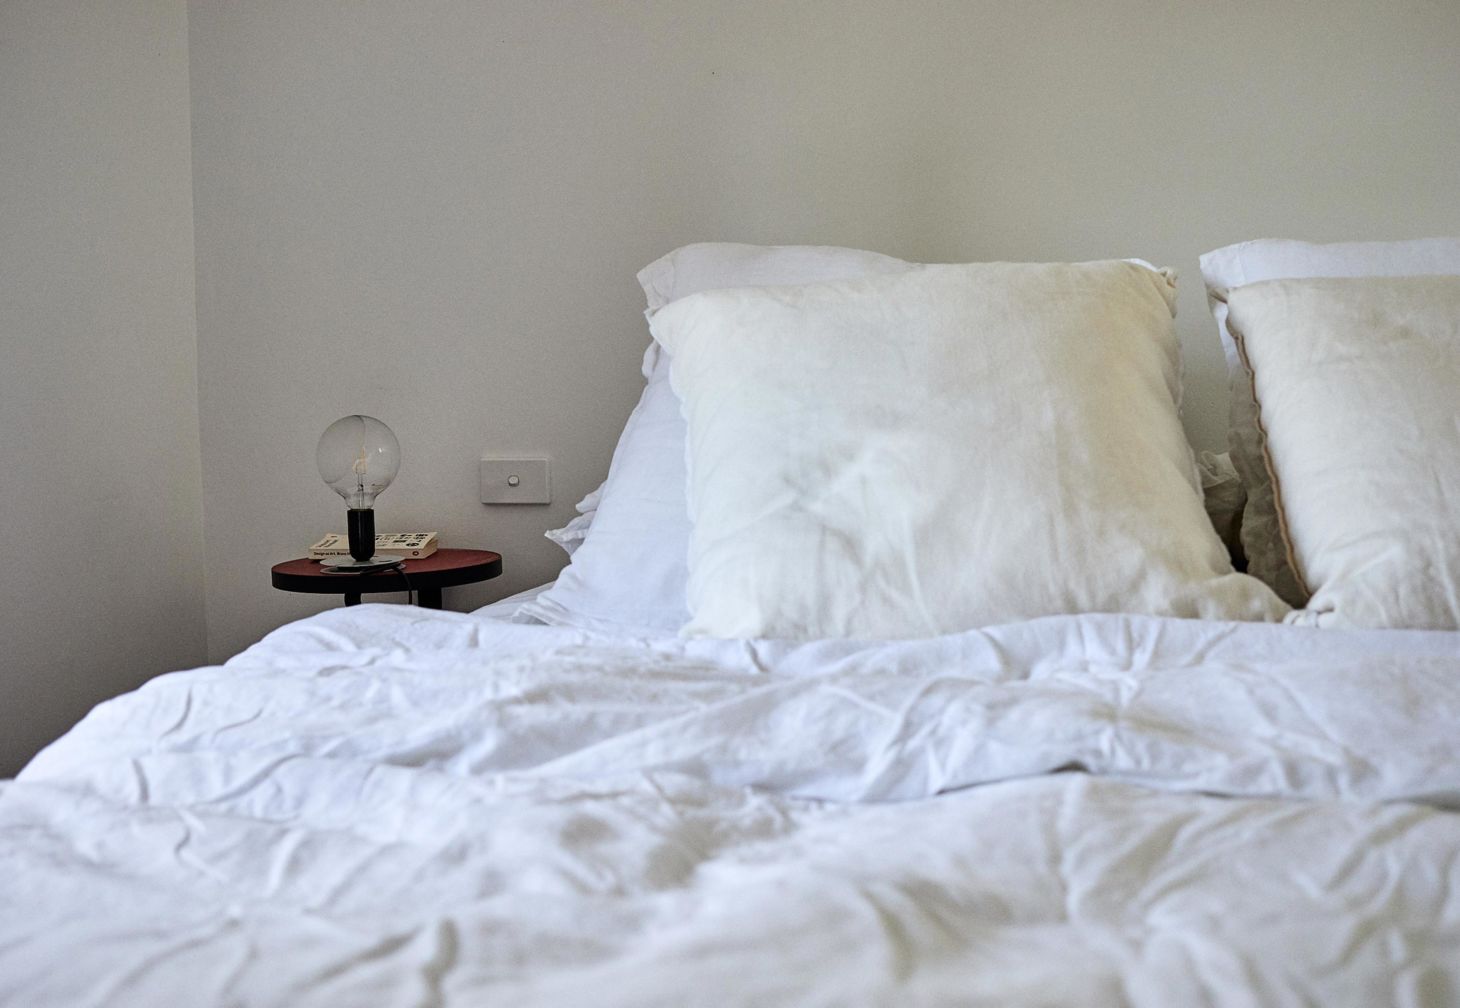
<box><xmin>324</xmin><ymin>558</ymin><xmax>415</xmax><ymax>605</ymax></box>
<box><xmin>390</xmin><ymin>561</ymin><xmax>415</xmax><ymax>606</ymax></box>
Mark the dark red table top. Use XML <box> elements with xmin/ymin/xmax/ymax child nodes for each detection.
<box><xmin>271</xmin><ymin>548</ymin><xmax>502</xmax><ymax>595</ymax></box>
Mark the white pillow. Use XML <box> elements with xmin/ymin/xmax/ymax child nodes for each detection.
<box><xmin>650</xmin><ymin>261</ymin><xmax>1288</xmax><ymax>639</ymax></box>
<box><xmin>1199</xmin><ymin>237</ymin><xmax>1460</xmax><ymax>605</ymax></box>
<box><xmin>1223</xmin><ymin>276</ymin><xmax>1460</xmax><ymax>629</ymax></box>
<box><xmin>543</xmin><ymin>483</ymin><xmax>602</xmax><ymax>558</ymax></box>
<box><xmin>521</xmin><ymin>243</ymin><xmax>913</xmax><ymax>634</ymax></box>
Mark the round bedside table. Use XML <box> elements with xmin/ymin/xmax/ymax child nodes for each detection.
<box><xmin>271</xmin><ymin>548</ymin><xmax>503</xmax><ymax>609</ymax></box>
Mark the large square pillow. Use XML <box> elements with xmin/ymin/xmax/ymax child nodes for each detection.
<box><xmin>1223</xmin><ymin>275</ymin><xmax>1460</xmax><ymax>629</ymax></box>
<box><xmin>650</xmin><ymin>261</ymin><xmax>1288</xmax><ymax>639</ymax></box>
<box><xmin>1199</xmin><ymin>237</ymin><xmax>1460</xmax><ymax>605</ymax></box>
<box><xmin>520</xmin><ymin>243</ymin><xmax>913</xmax><ymax>634</ymax></box>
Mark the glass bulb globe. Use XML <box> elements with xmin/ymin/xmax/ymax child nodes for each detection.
<box><xmin>316</xmin><ymin>415</ymin><xmax>400</xmax><ymax>509</ymax></box>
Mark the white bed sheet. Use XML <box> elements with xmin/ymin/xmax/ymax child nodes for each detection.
<box><xmin>471</xmin><ymin>580</ymin><xmax>551</xmax><ymax>621</ymax></box>
<box><xmin>4</xmin><ymin>602</ymin><xmax>1460</xmax><ymax>1006</ymax></box>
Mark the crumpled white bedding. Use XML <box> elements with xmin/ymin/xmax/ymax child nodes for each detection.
<box><xmin>4</xmin><ymin>604</ymin><xmax>1460</xmax><ymax>1006</ymax></box>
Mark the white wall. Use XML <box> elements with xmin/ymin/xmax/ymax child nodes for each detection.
<box><xmin>0</xmin><ymin>0</ymin><xmax>205</xmax><ymax>775</ymax></box>
<box><xmin>188</xmin><ymin>0</ymin><xmax>1460</xmax><ymax>661</ymax></box>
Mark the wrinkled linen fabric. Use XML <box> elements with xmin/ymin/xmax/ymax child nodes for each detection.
<box><xmin>542</xmin><ymin>482</ymin><xmax>603</xmax><ymax>558</ymax></box>
<box><xmin>1197</xmin><ymin>450</ymin><xmax>1246</xmax><ymax>564</ymax></box>
<box><xmin>651</xmin><ymin>261</ymin><xmax>1288</xmax><ymax>638</ymax></box>
<box><xmin>4</xmin><ymin>603</ymin><xmax>1460</xmax><ymax>1007</ymax></box>
<box><xmin>1225</xmin><ymin>276</ymin><xmax>1460</xmax><ymax>630</ymax></box>
<box><xmin>527</xmin><ymin>245</ymin><xmax>1203</xmax><ymax>639</ymax></box>
<box><xmin>1198</xmin><ymin>236</ymin><xmax>1460</xmax><ymax>608</ymax></box>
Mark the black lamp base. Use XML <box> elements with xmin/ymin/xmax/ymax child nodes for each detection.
<box><xmin>347</xmin><ymin>508</ymin><xmax>376</xmax><ymax>561</ymax></box>
<box><xmin>321</xmin><ymin>507</ymin><xmax>399</xmax><ymax>570</ymax></box>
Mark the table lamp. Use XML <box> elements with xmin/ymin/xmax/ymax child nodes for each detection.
<box><xmin>316</xmin><ymin>414</ymin><xmax>401</xmax><ymax>571</ymax></box>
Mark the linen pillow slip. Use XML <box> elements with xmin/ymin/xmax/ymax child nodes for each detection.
<box><xmin>1199</xmin><ymin>236</ymin><xmax>1460</xmax><ymax>605</ymax></box>
<box><xmin>650</xmin><ymin>261</ymin><xmax>1288</xmax><ymax>639</ymax></box>
<box><xmin>1223</xmin><ymin>275</ymin><xmax>1460</xmax><ymax>629</ymax></box>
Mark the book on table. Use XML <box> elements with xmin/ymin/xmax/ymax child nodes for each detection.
<box><xmin>308</xmin><ymin>532</ymin><xmax>438</xmax><ymax>560</ymax></box>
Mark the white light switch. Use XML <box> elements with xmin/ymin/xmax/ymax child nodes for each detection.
<box><xmin>480</xmin><ymin>457</ymin><xmax>550</xmax><ymax>504</ymax></box>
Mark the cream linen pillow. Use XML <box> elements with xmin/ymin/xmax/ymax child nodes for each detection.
<box><xmin>1199</xmin><ymin>237</ymin><xmax>1460</xmax><ymax>606</ymax></box>
<box><xmin>650</xmin><ymin>261</ymin><xmax>1288</xmax><ymax>639</ymax></box>
<box><xmin>1223</xmin><ymin>276</ymin><xmax>1460</xmax><ymax>629</ymax></box>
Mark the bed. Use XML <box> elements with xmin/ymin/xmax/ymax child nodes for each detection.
<box><xmin>3</xmin><ymin>239</ymin><xmax>1459</xmax><ymax>1006</ymax></box>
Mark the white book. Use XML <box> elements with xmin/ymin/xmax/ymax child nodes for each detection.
<box><xmin>309</xmin><ymin>532</ymin><xmax>438</xmax><ymax>560</ymax></box>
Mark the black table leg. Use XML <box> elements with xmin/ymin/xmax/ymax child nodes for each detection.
<box><xmin>345</xmin><ymin>591</ymin><xmax>361</xmax><ymax>606</ymax></box>
<box><xmin>418</xmin><ymin>587</ymin><xmax>442</xmax><ymax>609</ymax></box>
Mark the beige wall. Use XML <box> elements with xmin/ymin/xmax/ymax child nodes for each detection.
<box><xmin>0</xmin><ymin>0</ymin><xmax>206</xmax><ymax>775</ymax></box>
<box><xmin>3</xmin><ymin>1</ymin><xmax>1459</xmax><ymax>762</ymax></box>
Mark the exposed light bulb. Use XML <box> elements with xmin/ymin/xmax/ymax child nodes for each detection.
<box><xmin>317</xmin><ymin>415</ymin><xmax>400</xmax><ymax>509</ymax></box>
<box><xmin>316</xmin><ymin>415</ymin><xmax>401</xmax><ymax>565</ymax></box>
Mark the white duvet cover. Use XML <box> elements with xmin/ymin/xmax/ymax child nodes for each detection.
<box><xmin>3</xmin><ymin>604</ymin><xmax>1460</xmax><ymax>1006</ymax></box>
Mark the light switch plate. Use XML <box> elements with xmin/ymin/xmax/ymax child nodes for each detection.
<box><xmin>479</xmin><ymin>457</ymin><xmax>551</xmax><ymax>504</ymax></box>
